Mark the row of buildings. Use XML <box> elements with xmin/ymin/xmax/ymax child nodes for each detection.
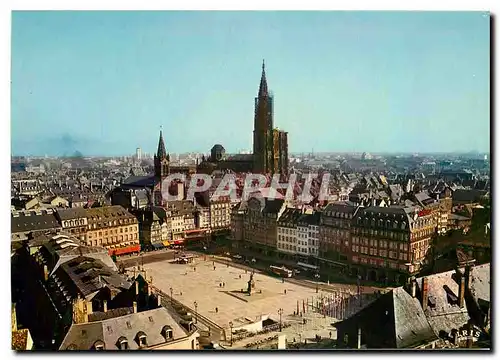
<box><xmin>12</xmin><ymin>232</ymin><xmax>200</xmax><ymax>350</ymax></box>
<box><xmin>11</xmin><ymin>196</ymin><xmax>233</xmax><ymax>256</ymax></box>
<box><xmin>230</xmin><ymin>188</ymin><xmax>490</xmax><ymax>286</ymax></box>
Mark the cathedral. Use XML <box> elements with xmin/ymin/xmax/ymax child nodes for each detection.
<box><xmin>197</xmin><ymin>60</ymin><xmax>289</xmax><ymax>175</ymax></box>
<box><xmin>118</xmin><ymin>60</ymin><xmax>290</xmax><ymax>206</ymax></box>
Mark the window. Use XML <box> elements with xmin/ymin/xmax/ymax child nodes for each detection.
<box><xmin>136</xmin><ymin>332</ymin><xmax>147</xmax><ymax>347</ymax></box>
<box><xmin>93</xmin><ymin>340</ymin><xmax>105</xmax><ymax>350</ymax></box>
<box><xmin>117</xmin><ymin>337</ymin><xmax>129</xmax><ymax>350</ymax></box>
<box><xmin>162</xmin><ymin>325</ymin><xmax>173</xmax><ymax>340</ymax></box>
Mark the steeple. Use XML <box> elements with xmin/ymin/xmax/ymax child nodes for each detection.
<box><xmin>258</xmin><ymin>59</ymin><xmax>268</xmax><ymax>98</ymax></box>
<box><xmin>156</xmin><ymin>127</ymin><xmax>167</xmax><ymax>160</ymax></box>
<box><xmin>154</xmin><ymin>127</ymin><xmax>170</xmax><ymax>180</ymax></box>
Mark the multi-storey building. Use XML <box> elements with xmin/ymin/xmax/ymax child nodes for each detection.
<box><xmin>318</xmin><ymin>203</ymin><xmax>359</xmax><ymax>273</ymax></box>
<box><xmin>296</xmin><ymin>215</ymin><xmax>310</xmax><ymax>258</ymax></box>
<box><xmin>138</xmin><ymin>208</ymin><xmax>164</xmax><ymax>250</ymax></box>
<box><xmin>242</xmin><ymin>196</ymin><xmax>286</xmax><ymax>256</ymax></box>
<box><xmin>55</xmin><ymin>208</ymin><xmax>89</xmax><ymax>242</ymax></box>
<box><xmin>276</xmin><ymin>207</ymin><xmax>302</xmax><ymax>257</ymax></box>
<box><xmin>306</xmin><ymin>212</ymin><xmax>321</xmax><ymax>258</ymax></box>
<box><xmin>11</xmin><ymin>209</ymin><xmax>62</xmax><ymax>246</ymax></box>
<box><xmin>350</xmin><ymin>206</ymin><xmax>436</xmax><ymax>285</ymax></box>
<box><xmin>230</xmin><ymin>201</ymin><xmax>247</xmax><ymax>250</ymax></box>
<box><xmin>85</xmin><ymin>205</ymin><xmax>140</xmax><ymax>256</ymax></box>
<box><xmin>209</xmin><ymin>196</ymin><xmax>231</xmax><ymax>234</ymax></box>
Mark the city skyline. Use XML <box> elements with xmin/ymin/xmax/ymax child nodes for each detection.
<box><xmin>11</xmin><ymin>11</ymin><xmax>490</xmax><ymax>156</ymax></box>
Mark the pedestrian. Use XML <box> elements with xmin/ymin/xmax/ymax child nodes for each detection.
<box><xmin>239</xmin><ymin>274</ymin><xmax>242</xmax><ymax>279</ymax></box>
<box><xmin>214</xmin><ymin>266</ymin><xmax>216</xmax><ymax>270</ymax></box>
<box><xmin>284</xmin><ymin>289</ymin><xmax>287</xmax><ymax>294</ymax></box>
<box><xmin>215</xmin><ymin>307</ymin><xmax>218</xmax><ymax>313</ymax></box>
<box><xmin>329</xmin><ymin>331</ymin><xmax>332</xmax><ymax>339</ymax></box>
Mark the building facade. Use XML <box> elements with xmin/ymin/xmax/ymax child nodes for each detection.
<box><xmin>85</xmin><ymin>205</ymin><xmax>140</xmax><ymax>256</ymax></box>
<box><xmin>350</xmin><ymin>206</ymin><xmax>436</xmax><ymax>284</ymax></box>
<box><xmin>242</xmin><ymin>196</ymin><xmax>286</xmax><ymax>255</ymax></box>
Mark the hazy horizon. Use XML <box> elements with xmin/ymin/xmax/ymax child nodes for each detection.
<box><xmin>11</xmin><ymin>11</ymin><xmax>490</xmax><ymax>156</ymax></box>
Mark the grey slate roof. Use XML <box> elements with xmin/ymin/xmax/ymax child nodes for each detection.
<box><xmin>56</xmin><ymin>207</ymin><xmax>88</xmax><ymax>220</ymax></box>
<box><xmin>262</xmin><ymin>199</ymin><xmax>285</xmax><ymax>215</ymax></box>
<box><xmin>415</xmin><ymin>270</ymin><xmax>471</xmax><ymax>337</ymax></box>
<box><xmin>11</xmin><ymin>212</ymin><xmax>61</xmax><ymax>233</ymax></box>
<box><xmin>467</xmin><ymin>263</ymin><xmax>490</xmax><ymax>304</ymax></box>
<box><xmin>58</xmin><ymin>256</ymin><xmax>132</xmax><ymax>299</ymax></box>
<box><xmin>322</xmin><ymin>203</ymin><xmax>358</xmax><ymax>216</ymax></box>
<box><xmin>59</xmin><ymin>307</ymin><xmax>189</xmax><ymax>350</ymax></box>
<box><xmin>334</xmin><ymin>287</ymin><xmax>437</xmax><ymax>348</ymax></box>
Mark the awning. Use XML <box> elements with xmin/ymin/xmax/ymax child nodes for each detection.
<box><xmin>163</xmin><ymin>241</ymin><xmax>171</xmax><ymax>247</ymax></box>
<box><xmin>109</xmin><ymin>244</ymin><xmax>141</xmax><ymax>256</ymax></box>
<box><xmin>185</xmin><ymin>229</ymin><xmax>207</xmax><ymax>234</ymax></box>
<box><xmin>174</xmin><ymin>240</ymin><xmax>184</xmax><ymax>245</ymax></box>
<box><xmin>152</xmin><ymin>243</ymin><xmax>164</xmax><ymax>249</ymax></box>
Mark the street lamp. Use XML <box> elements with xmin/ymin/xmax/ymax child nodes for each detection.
<box><xmin>194</xmin><ymin>301</ymin><xmax>198</xmax><ymax>324</ymax></box>
<box><xmin>170</xmin><ymin>287</ymin><xmax>173</xmax><ymax>305</ymax></box>
<box><xmin>315</xmin><ymin>273</ymin><xmax>320</xmax><ymax>293</ymax></box>
<box><xmin>229</xmin><ymin>321</ymin><xmax>233</xmax><ymax>346</ymax></box>
<box><xmin>278</xmin><ymin>308</ymin><xmax>283</xmax><ymax>332</ymax></box>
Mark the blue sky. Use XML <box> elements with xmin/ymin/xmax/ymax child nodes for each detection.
<box><xmin>11</xmin><ymin>11</ymin><xmax>490</xmax><ymax>156</ymax></box>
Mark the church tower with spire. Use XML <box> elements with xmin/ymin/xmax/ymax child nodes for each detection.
<box><xmin>154</xmin><ymin>129</ymin><xmax>170</xmax><ymax>179</ymax></box>
<box><xmin>153</xmin><ymin>129</ymin><xmax>170</xmax><ymax>206</ymax></box>
<box><xmin>253</xmin><ymin>60</ymin><xmax>274</xmax><ymax>174</ymax></box>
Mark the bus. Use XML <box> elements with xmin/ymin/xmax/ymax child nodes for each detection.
<box><xmin>297</xmin><ymin>262</ymin><xmax>319</xmax><ymax>273</ymax></box>
<box><xmin>269</xmin><ymin>265</ymin><xmax>293</xmax><ymax>278</ymax></box>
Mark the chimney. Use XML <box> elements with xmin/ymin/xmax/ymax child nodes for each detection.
<box><xmin>43</xmin><ymin>265</ymin><xmax>49</xmax><ymax>281</ymax></box>
<box><xmin>410</xmin><ymin>279</ymin><xmax>417</xmax><ymax>298</ymax></box>
<box><xmin>133</xmin><ymin>301</ymin><xmax>137</xmax><ymax>313</ymax></box>
<box><xmin>103</xmin><ymin>300</ymin><xmax>108</xmax><ymax>313</ymax></box>
<box><xmin>464</xmin><ymin>265</ymin><xmax>471</xmax><ymax>291</ymax></box>
<box><xmin>86</xmin><ymin>300</ymin><xmax>93</xmax><ymax>315</ymax></box>
<box><xmin>458</xmin><ymin>271</ymin><xmax>465</xmax><ymax>308</ymax></box>
<box><xmin>357</xmin><ymin>328</ymin><xmax>362</xmax><ymax>349</ymax></box>
<box><xmin>157</xmin><ymin>294</ymin><xmax>161</xmax><ymax>307</ymax></box>
<box><xmin>421</xmin><ymin>277</ymin><xmax>429</xmax><ymax>311</ymax></box>
<box><xmin>135</xmin><ymin>281</ymin><xmax>139</xmax><ymax>295</ymax></box>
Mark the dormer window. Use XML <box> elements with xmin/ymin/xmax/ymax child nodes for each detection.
<box><xmin>117</xmin><ymin>336</ymin><xmax>129</xmax><ymax>350</ymax></box>
<box><xmin>135</xmin><ymin>331</ymin><xmax>147</xmax><ymax>347</ymax></box>
<box><xmin>93</xmin><ymin>340</ymin><xmax>105</xmax><ymax>350</ymax></box>
<box><xmin>161</xmin><ymin>325</ymin><xmax>173</xmax><ymax>340</ymax></box>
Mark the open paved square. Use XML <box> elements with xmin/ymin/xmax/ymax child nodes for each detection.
<box><xmin>140</xmin><ymin>257</ymin><xmax>330</xmax><ymax>330</ymax></box>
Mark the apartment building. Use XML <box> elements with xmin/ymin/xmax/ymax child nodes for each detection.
<box><xmin>276</xmin><ymin>207</ymin><xmax>302</xmax><ymax>256</ymax></box>
<box><xmin>86</xmin><ymin>205</ymin><xmax>140</xmax><ymax>256</ymax></box>
<box><xmin>210</xmin><ymin>196</ymin><xmax>232</xmax><ymax>233</ymax></box>
<box><xmin>318</xmin><ymin>203</ymin><xmax>359</xmax><ymax>273</ymax></box>
<box><xmin>350</xmin><ymin>206</ymin><xmax>436</xmax><ymax>285</ymax></box>
<box><xmin>242</xmin><ymin>196</ymin><xmax>286</xmax><ymax>256</ymax></box>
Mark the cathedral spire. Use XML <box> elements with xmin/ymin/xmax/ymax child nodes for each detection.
<box><xmin>258</xmin><ymin>59</ymin><xmax>268</xmax><ymax>98</ymax></box>
<box><xmin>156</xmin><ymin>127</ymin><xmax>167</xmax><ymax>160</ymax></box>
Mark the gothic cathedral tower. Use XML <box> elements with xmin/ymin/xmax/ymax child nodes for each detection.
<box><xmin>253</xmin><ymin>60</ymin><xmax>274</xmax><ymax>174</ymax></box>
